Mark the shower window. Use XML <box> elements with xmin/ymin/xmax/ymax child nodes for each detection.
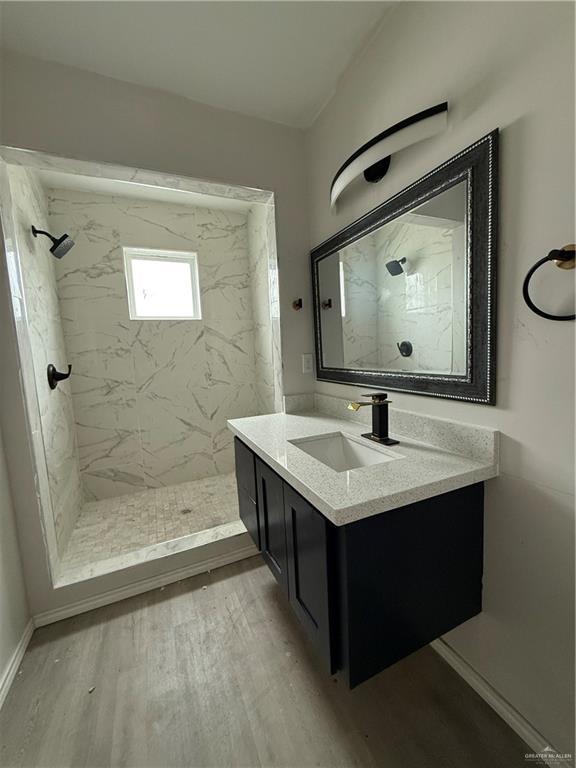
<box><xmin>123</xmin><ymin>247</ymin><xmax>202</xmax><ymax>320</ymax></box>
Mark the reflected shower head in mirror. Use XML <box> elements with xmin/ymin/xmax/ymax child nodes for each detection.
<box><xmin>385</xmin><ymin>256</ymin><xmax>406</xmax><ymax>276</ymax></box>
<box><xmin>31</xmin><ymin>226</ymin><xmax>75</xmax><ymax>259</ymax></box>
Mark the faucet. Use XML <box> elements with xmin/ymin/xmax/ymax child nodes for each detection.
<box><xmin>347</xmin><ymin>393</ymin><xmax>399</xmax><ymax>446</ymax></box>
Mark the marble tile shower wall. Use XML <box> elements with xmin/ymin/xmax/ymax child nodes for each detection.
<box><xmin>374</xmin><ymin>219</ymin><xmax>466</xmax><ymax>373</ymax></box>
<box><xmin>48</xmin><ymin>187</ymin><xmax>270</xmax><ymax>501</ymax></box>
<box><xmin>7</xmin><ymin>167</ymin><xmax>83</xmax><ymax>554</ymax></box>
<box><xmin>340</xmin><ymin>238</ymin><xmax>379</xmax><ymax>368</ymax></box>
<box><xmin>247</xmin><ymin>202</ymin><xmax>283</xmax><ymax>413</ymax></box>
<box><xmin>265</xmin><ymin>203</ymin><xmax>284</xmax><ymax>414</ymax></box>
<box><xmin>338</xmin><ymin>220</ymin><xmax>465</xmax><ymax>374</ymax></box>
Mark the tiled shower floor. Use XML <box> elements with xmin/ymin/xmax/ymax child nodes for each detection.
<box><xmin>58</xmin><ymin>472</ymin><xmax>245</xmax><ymax>584</ymax></box>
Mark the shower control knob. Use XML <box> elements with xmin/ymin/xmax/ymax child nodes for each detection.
<box><xmin>397</xmin><ymin>341</ymin><xmax>413</xmax><ymax>357</ymax></box>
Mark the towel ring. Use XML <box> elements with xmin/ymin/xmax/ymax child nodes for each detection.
<box><xmin>522</xmin><ymin>244</ymin><xmax>575</xmax><ymax>321</ymax></box>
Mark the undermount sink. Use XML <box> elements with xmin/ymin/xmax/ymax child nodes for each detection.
<box><xmin>289</xmin><ymin>431</ymin><xmax>402</xmax><ymax>472</ymax></box>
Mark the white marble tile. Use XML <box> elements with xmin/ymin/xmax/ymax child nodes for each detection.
<box><xmin>1</xmin><ymin>146</ymin><xmax>273</xmax><ymax>205</ymax></box>
<box><xmin>48</xmin><ymin>186</ymin><xmax>282</xmax><ymax>499</ymax></box>
<box><xmin>0</xmin><ymin>162</ymin><xmax>62</xmax><ymax>576</ymax></box>
<box><xmin>57</xmin><ymin>472</ymin><xmax>244</xmax><ymax>585</ymax></box>
<box><xmin>2</xmin><ymin>154</ymin><xmax>280</xmax><ymax>583</ymax></box>
<box><xmin>82</xmin><ymin>462</ymin><xmax>148</xmax><ymax>501</ymax></box>
<box><xmin>374</xmin><ymin>217</ymin><xmax>466</xmax><ymax>374</ymax></box>
<box><xmin>7</xmin><ymin>166</ymin><xmax>83</xmax><ymax>555</ymax></box>
<box><xmin>133</xmin><ymin>320</ymin><xmax>207</xmax><ymax>396</ymax></box>
<box><xmin>319</xmin><ymin>213</ymin><xmax>467</xmax><ymax>375</ymax></box>
<box><xmin>139</xmin><ymin>400</ymin><xmax>215</xmax><ymax>488</ymax></box>
<box><xmin>340</xmin><ymin>238</ymin><xmax>379</xmax><ymax>367</ymax></box>
<box><xmin>247</xmin><ymin>202</ymin><xmax>283</xmax><ymax>413</ymax></box>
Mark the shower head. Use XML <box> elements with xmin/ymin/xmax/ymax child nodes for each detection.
<box><xmin>385</xmin><ymin>256</ymin><xmax>406</xmax><ymax>276</ymax></box>
<box><xmin>31</xmin><ymin>226</ymin><xmax>75</xmax><ymax>259</ymax></box>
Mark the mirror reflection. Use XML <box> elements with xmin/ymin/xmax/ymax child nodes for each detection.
<box><xmin>318</xmin><ymin>181</ymin><xmax>468</xmax><ymax>375</ymax></box>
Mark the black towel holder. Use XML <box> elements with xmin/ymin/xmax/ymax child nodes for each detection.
<box><xmin>522</xmin><ymin>244</ymin><xmax>575</xmax><ymax>321</ymax></box>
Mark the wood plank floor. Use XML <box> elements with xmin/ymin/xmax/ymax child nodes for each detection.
<box><xmin>0</xmin><ymin>557</ymin><xmax>530</xmax><ymax>768</ymax></box>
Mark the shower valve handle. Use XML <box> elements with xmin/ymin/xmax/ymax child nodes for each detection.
<box><xmin>47</xmin><ymin>363</ymin><xmax>72</xmax><ymax>390</ymax></box>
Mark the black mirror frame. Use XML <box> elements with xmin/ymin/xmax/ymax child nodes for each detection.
<box><xmin>311</xmin><ymin>130</ymin><xmax>498</xmax><ymax>405</ymax></box>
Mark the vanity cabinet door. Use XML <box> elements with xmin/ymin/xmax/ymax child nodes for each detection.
<box><xmin>284</xmin><ymin>486</ymin><xmax>335</xmax><ymax>673</ymax></box>
<box><xmin>238</xmin><ymin>486</ymin><xmax>260</xmax><ymax>550</ymax></box>
<box><xmin>234</xmin><ymin>438</ymin><xmax>260</xmax><ymax>549</ymax></box>
<box><xmin>255</xmin><ymin>459</ymin><xmax>289</xmax><ymax>592</ymax></box>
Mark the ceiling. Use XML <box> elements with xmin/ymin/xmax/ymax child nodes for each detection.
<box><xmin>1</xmin><ymin>2</ymin><xmax>391</xmax><ymax>128</ymax></box>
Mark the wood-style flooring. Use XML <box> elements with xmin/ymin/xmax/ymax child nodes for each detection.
<box><xmin>0</xmin><ymin>557</ymin><xmax>530</xmax><ymax>768</ymax></box>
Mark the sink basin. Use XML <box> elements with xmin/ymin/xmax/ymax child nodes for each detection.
<box><xmin>289</xmin><ymin>431</ymin><xmax>401</xmax><ymax>472</ymax></box>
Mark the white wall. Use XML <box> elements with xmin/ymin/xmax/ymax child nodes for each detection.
<box><xmin>306</xmin><ymin>1</ymin><xmax>574</xmax><ymax>754</ymax></box>
<box><xmin>0</xmin><ymin>428</ymin><xmax>30</xmax><ymax>698</ymax></box>
<box><xmin>0</xmin><ymin>203</ymin><xmax>30</xmax><ymax>693</ymax></box>
<box><xmin>0</xmin><ymin>25</ymin><xmax>33</xmax><ymax>676</ymax></box>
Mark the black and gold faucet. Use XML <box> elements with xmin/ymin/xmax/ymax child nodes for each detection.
<box><xmin>347</xmin><ymin>393</ymin><xmax>399</xmax><ymax>446</ymax></box>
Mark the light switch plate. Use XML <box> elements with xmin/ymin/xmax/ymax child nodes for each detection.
<box><xmin>302</xmin><ymin>353</ymin><xmax>313</xmax><ymax>374</ymax></box>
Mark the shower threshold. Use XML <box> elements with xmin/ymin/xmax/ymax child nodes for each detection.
<box><xmin>57</xmin><ymin>472</ymin><xmax>248</xmax><ymax>587</ymax></box>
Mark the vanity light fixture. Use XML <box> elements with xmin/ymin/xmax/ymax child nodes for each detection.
<box><xmin>330</xmin><ymin>102</ymin><xmax>448</xmax><ymax>207</ymax></box>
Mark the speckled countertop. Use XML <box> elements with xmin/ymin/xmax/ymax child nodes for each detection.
<box><xmin>228</xmin><ymin>408</ymin><xmax>499</xmax><ymax>526</ymax></box>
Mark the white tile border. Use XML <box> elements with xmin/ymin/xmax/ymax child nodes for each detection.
<box><xmin>0</xmin><ymin>145</ymin><xmax>274</xmax><ymax>205</ymax></box>
<box><xmin>432</xmin><ymin>639</ymin><xmax>573</xmax><ymax>768</ymax></box>
<box><xmin>56</xmin><ymin>520</ymin><xmax>247</xmax><ymax>587</ymax></box>
<box><xmin>0</xmin><ymin>619</ymin><xmax>34</xmax><ymax>712</ymax></box>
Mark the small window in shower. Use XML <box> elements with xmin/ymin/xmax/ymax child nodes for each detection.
<box><xmin>123</xmin><ymin>247</ymin><xmax>202</xmax><ymax>320</ymax></box>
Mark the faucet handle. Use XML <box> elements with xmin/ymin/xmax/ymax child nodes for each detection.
<box><xmin>362</xmin><ymin>392</ymin><xmax>391</xmax><ymax>403</ymax></box>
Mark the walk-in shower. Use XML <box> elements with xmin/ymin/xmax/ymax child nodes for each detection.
<box><xmin>0</xmin><ymin>147</ymin><xmax>282</xmax><ymax>586</ymax></box>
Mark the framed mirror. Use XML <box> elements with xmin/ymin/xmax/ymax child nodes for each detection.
<box><xmin>311</xmin><ymin>130</ymin><xmax>498</xmax><ymax>404</ymax></box>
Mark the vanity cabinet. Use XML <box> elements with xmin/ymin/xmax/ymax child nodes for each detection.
<box><xmin>253</xmin><ymin>456</ymin><xmax>336</xmax><ymax>672</ymax></box>
<box><xmin>234</xmin><ymin>438</ymin><xmax>483</xmax><ymax>687</ymax></box>
<box><xmin>234</xmin><ymin>438</ymin><xmax>260</xmax><ymax>549</ymax></box>
<box><xmin>255</xmin><ymin>459</ymin><xmax>290</xmax><ymax>593</ymax></box>
<box><xmin>284</xmin><ymin>485</ymin><xmax>335</xmax><ymax>673</ymax></box>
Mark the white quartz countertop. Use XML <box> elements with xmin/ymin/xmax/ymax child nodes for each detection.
<box><xmin>227</xmin><ymin>410</ymin><xmax>499</xmax><ymax>526</ymax></box>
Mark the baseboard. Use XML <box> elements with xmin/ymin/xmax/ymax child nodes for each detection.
<box><xmin>34</xmin><ymin>543</ymin><xmax>257</xmax><ymax>627</ymax></box>
<box><xmin>0</xmin><ymin>619</ymin><xmax>34</xmax><ymax>712</ymax></box>
<box><xmin>431</xmin><ymin>639</ymin><xmax>573</xmax><ymax>768</ymax></box>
